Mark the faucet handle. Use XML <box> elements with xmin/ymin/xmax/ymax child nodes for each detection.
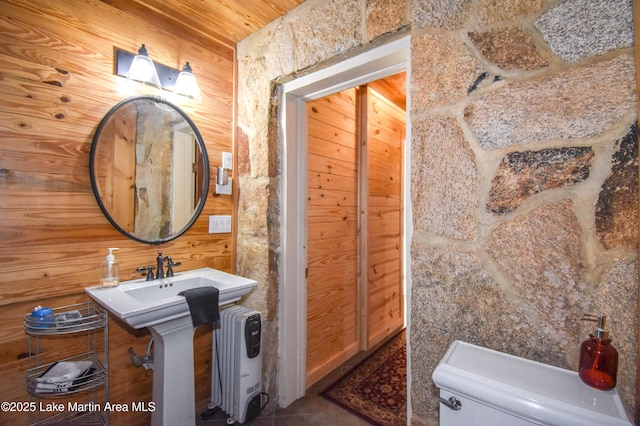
<box><xmin>166</xmin><ymin>257</ymin><xmax>181</xmax><ymax>277</ymax></box>
<box><xmin>136</xmin><ymin>266</ymin><xmax>156</xmax><ymax>281</ymax></box>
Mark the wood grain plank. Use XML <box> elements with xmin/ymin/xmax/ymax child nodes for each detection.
<box><xmin>307</xmin><ymin>133</ymin><xmax>357</xmax><ymax>161</ymax></box>
<box><xmin>307</xmin><ymin>116</ymin><xmax>356</xmax><ymax>148</ymax></box>
<box><xmin>0</xmin><ymin>1</ymin><xmax>237</xmax><ymax>416</ymax></box>
<box><xmin>307</xmin><ymin>219</ymin><xmax>357</xmax><ymax>241</ymax></box>
<box><xmin>307</xmin><ymin>187</ymin><xmax>358</xmax><ymax>207</ymax></box>
<box><xmin>308</xmin><ymin>170</ymin><xmax>358</xmax><ymax>192</ymax></box>
<box><xmin>306</xmin><ymin>89</ymin><xmax>359</xmax><ymax>386</ymax></box>
<box><xmin>307</xmin><ymin>152</ymin><xmax>358</xmax><ymax>178</ymax></box>
<box><xmin>368</xmin><ymin>72</ymin><xmax>407</xmax><ymax>111</ymax></box>
<box><xmin>365</xmin><ymin>87</ymin><xmax>404</xmax><ymax>349</ymax></box>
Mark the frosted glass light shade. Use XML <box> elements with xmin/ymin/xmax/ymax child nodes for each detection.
<box><xmin>174</xmin><ymin>62</ymin><xmax>201</xmax><ymax>100</ymax></box>
<box><xmin>127</xmin><ymin>45</ymin><xmax>161</xmax><ymax>87</ymax></box>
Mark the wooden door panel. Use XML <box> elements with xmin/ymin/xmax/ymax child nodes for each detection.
<box><xmin>306</xmin><ymin>88</ymin><xmax>360</xmax><ymax>387</ymax></box>
<box><xmin>365</xmin><ymin>87</ymin><xmax>405</xmax><ymax>349</ymax></box>
<box><xmin>305</xmin><ymin>80</ymin><xmax>406</xmax><ymax>386</ymax></box>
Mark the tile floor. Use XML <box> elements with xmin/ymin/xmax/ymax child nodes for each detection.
<box><xmin>197</xmin><ymin>350</ymin><xmax>373</xmax><ymax>426</ymax></box>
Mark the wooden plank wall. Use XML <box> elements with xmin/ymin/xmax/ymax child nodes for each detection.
<box><xmin>305</xmin><ymin>83</ymin><xmax>405</xmax><ymax>387</ymax></box>
<box><xmin>363</xmin><ymin>87</ymin><xmax>405</xmax><ymax>349</ymax></box>
<box><xmin>0</xmin><ymin>1</ymin><xmax>235</xmax><ymax>424</ymax></box>
<box><xmin>306</xmin><ymin>88</ymin><xmax>360</xmax><ymax>387</ymax></box>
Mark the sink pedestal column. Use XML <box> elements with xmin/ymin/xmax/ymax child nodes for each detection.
<box><xmin>148</xmin><ymin>315</ymin><xmax>196</xmax><ymax>426</ymax></box>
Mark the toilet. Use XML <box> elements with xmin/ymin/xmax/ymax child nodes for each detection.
<box><xmin>432</xmin><ymin>340</ymin><xmax>633</xmax><ymax>425</ymax></box>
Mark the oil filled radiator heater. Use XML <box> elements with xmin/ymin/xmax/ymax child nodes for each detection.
<box><xmin>209</xmin><ymin>305</ymin><xmax>263</xmax><ymax>424</ymax></box>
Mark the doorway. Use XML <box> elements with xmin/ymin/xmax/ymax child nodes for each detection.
<box><xmin>305</xmin><ymin>79</ymin><xmax>406</xmax><ymax>387</ymax></box>
<box><xmin>278</xmin><ymin>36</ymin><xmax>410</xmax><ymax>408</ymax></box>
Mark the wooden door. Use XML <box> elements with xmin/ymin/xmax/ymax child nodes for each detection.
<box><xmin>306</xmin><ymin>88</ymin><xmax>360</xmax><ymax>387</ymax></box>
<box><xmin>305</xmin><ymin>84</ymin><xmax>405</xmax><ymax>387</ymax></box>
<box><xmin>94</xmin><ymin>105</ymin><xmax>136</xmax><ymax>232</ymax></box>
<box><xmin>361</xmin><ymin>87</ymin><xmax>405</xmax><ymax>349</ymax></box>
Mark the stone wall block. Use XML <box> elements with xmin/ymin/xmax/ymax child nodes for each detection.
<box><xmin>287</xmin><ymin>0</ymin><xmax>363</xmax><ymax>69</ymax></box>
<box><xmin>238</xmin><ymin>55</ymin><xmax>269</xmax><ymax>123</ymax></box>
<box><xmin>412</xmin><ymin>33</ymin><xmax>484</xmax><ymax>111</ymax></box>
<box><xmin>410</xmin><ymin>244</ymin><xmax>575</xmax><ymax>420</ymax></box>
<box><xmin>487</xmin><ymin>147</ymin><xmax>594</xmax><ymax>214</ymax></box>
<box><xmin>238</xmin><ymin>22</ymin><xmax>295</xmax><ymax>83</ymax></box>
<box><xmin>237</xmin><ymin>241</ymin><xmax>271</xmax><ymax>313</ymax></box>
<box><xmin>237</xmin><ymin>126</ymin><xmax>251</xmax><ymax>177</ymax></box>
<box><xmin>235</xmin><ymin>0</ymin><xmax>639</xmax><ymax>419</ymax></box>
<box><xmin>237</xmin><ymin>55</ymin><xmax>272</xmax><ymax>178</ymax></box>
<box><xmin>412</xmin><ymin>116</ymin><xmax>478</xmax><ymax>240</ymax></box>
<box><xmin>465</xmin><ymin>55</ymin><xmax>637</xmax><ymax>149</ymax></box>
<box><xmin>534</xmin><ymin>0</ymin><xmax>634</xmax><ymax>63</ymax></box>
<box><xmin>264</xmin><ymin>24</ymin><xmax>297</xmax><ymax>78</ymax></box>
<box><xmin>478</xmin><ymin>0</ymin><xmax>548</xmax><ymax>25</ymax></box>
<box><xmin>469</xmin><ymin>27</ymin><xmax>548</xmax><ymax>71</ymax></box>
<box><xmin>596</xmin><ymin>122</ymin><xmax>639</xmax><ymax>250</ymax></box>
<box><xmin>366</xmin><ymin>0</ymin><xmax>406</xmax><ymax>41</ymax></box>
<box><xmin>237</xmin><ymin>176</ymin><xmax>271</xmax><ymax>240</ymax></box>
<box><xmin>411</xmin><ymin>0</ymin><xmax>472</xmax><ymax>30</ymax></box>
<box><xmin>485</xmin><ymin>201</ymin><xmax>585</xmax><ymax>339</ymax></box>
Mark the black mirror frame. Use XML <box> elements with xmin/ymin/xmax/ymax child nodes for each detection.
<box><xmin>90</xmin><ymin>96</ymin><xmax>209</xmax><ymax>245</ymax></box>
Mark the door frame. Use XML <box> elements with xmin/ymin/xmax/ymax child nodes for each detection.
<box><xmin>277</xmin><ymin>35</ymin><xmax>410</xmax><ymax>408</ymax></box>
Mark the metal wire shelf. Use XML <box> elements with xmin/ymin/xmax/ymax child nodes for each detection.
<box><xmin>24</xmin><ymin>300</ymin><xmax>109</xmax><ymax>424</ymax></box>
<box><xmin>26</xmin><ymin>352</ymin><xmax>106</xmax><ymax>397</ymax></box>
<box><xmin>30</xmin><ymin>407</ymin><xmax>107</xmax><ymax>425</ymax></box>
<box><xmin>24</xmin><ymin>302</ymin><xmax>107</xmax><ymax>336</ymax></box>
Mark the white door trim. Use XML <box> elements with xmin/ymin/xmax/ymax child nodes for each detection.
<box><xmin>278</xmin><ymin>35</ymin><xmax>410</xmax><ymax>408</ymax></box>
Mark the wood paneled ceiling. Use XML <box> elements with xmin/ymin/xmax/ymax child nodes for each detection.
<box><xmin>102</xmin><ymin>0</ymin><xmax>407</xmax><ymax>107</ymax></box>
<box><xmin>102</xmin><ymin>0</ymin><xmax>305</xmax><ymax>47</ymax></box>
<box><xmin>369</xmin><ymin>72</ymin><xmax>407</xmax><ymax>111</ymax></box>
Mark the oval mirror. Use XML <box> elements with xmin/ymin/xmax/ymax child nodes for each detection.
<box><xmin>90</xmin><ymin>96</ymin><xmax>209</xmax><ymax>244</ymax></box>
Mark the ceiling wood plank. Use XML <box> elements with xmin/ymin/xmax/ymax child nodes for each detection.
<box><xmin>101</xmin><ymin>0</ymin><xmax>304</xmax><ymax>46</ymax></box>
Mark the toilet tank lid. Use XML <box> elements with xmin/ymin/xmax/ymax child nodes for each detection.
<box><xmin>432</xmin><ymin>340</ymin><xmax>633</xmax><ymax>426</ymax></box>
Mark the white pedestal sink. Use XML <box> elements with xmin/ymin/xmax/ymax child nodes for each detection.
<box><xmin>86</xmin><ymin>268</ymin><xmax>258</xmax><ymax>426</ymax></box>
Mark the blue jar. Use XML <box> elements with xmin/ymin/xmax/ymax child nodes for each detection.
<box><xmin>31</xmin><ymin>306</ymin><xmax>55</xmax><ymax>328</ymax></box>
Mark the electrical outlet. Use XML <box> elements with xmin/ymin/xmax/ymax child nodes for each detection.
<box><xmin>208</xmin><ymin>215</ymin><xmax>232</xmax><ymax>233</ymax></box>
<box><xmin>222</xmin><ymin>152</ymin><xmax>233</xmax><ymax>170</ymax></box>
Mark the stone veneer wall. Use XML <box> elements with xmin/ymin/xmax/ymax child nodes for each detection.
<box><xmin>236</xmin><ymin>0</ymin><xmax>638</xmax><ymax>423</ymax></box>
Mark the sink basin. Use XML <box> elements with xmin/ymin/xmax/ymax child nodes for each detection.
<box><xmin>85</xmin><ymin>267</ymin><xmax>258</xmax><ymax>426</ymax></box>
<box><xmin>85</xmin><ymin>267</ymin><xmax>257</xmax><ymax>329</ymax></box>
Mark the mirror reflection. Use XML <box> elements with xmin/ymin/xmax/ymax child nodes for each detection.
<box><xmin>90</xmin><ymin>96</ymin><xmax>209</xmax><ymax>244</ymax></box>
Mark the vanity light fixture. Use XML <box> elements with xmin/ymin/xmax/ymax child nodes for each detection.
<box><xmin>115</xmin><ymin>45</ymin><xmax>201</xmax><ymax>99</ymax></box>
<box><xmin>173</xmin><ymin>62</ymin><xmax>201</xmax><ymax>100</ymax></box>
<box><xmin>126</xmin><ymin>44</ymin><xmax>161</xmax><ymax>87</ymax></box>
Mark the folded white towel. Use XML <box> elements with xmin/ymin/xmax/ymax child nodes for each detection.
<box><xmin>35</xmin><ymin>381</ymin><xmax>78</xmax><ymax>393</ymax></box>
<box><xmin>36</xmin><ymin>360</ymin><xmax>93</xmax><ymax>384</ymax></box>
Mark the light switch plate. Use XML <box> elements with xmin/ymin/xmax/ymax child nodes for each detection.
<box><xmin>208</xmin><ymin>215</ymin><xmax>232</xmax><ymax>233</ymax></box>
<box><xmin>222</xmin><ymin>152</ymin><xmax>233</xmax><ymax>170</ymax></box>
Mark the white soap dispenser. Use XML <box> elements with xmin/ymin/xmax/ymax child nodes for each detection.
<box><xmin>100</xmin><ymin>248</ymin><xmax>120</xmax><ymax>288</ymax></box>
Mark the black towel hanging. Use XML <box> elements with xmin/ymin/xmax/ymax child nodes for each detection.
<box><xmin>179</xmin><ymin>286</ymin><xmax>220</xmax><ymax>327</ymax></box>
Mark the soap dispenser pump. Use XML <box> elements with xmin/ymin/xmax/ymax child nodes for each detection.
<box><xmin>579</xmin><ymin>313</ymin><xmax>618</xmax><ymax>390</ymax></box>
<box><xmin>100</xmin><ymin>248</ymin><xmax>120</xmax><ymax>288</ymax></box>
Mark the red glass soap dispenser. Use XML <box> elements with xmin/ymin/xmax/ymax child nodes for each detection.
<box><xmin>579</xmin><ymin>313</ymin><xmax>618</xmax><ymax>390</ymax></box>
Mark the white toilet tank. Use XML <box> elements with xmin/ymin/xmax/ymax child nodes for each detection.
<box><xmin>432</xmin><ymin>340</ymin><xmax>633</xmax><ymax>426</ymax></box>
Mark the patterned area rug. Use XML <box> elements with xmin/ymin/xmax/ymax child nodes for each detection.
<box><xmin>321</xmin><ymin>329</ymin><xmax>407</xmax><ymax>425</ymax></box>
